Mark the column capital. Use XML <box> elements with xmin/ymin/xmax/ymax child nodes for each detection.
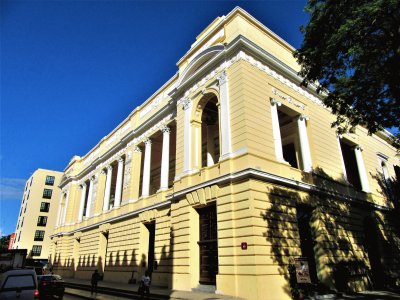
<box><xmin>353</xmin><ymin>145</ymin><xmax>364</xmax><ymax>151</ymax></box>
<box><xmin>133</xmin><ymin>146</ymin><xmax>142</xmax><ymax>153</ymax></box>
<box><xmin>217</xmin><ymin>71</ymin><xmax>228</xmax><ymax>86</ymax></box>
<box><xmin>298</xmin><ymin>114</ymin><xmax>310</xmax><ymax>121</ymax></box>
<box><xmin>90</xmin><ymin>175</ymin><xmax>96</xmax><ymax>181</ymax></box>
<box><xmin>161</xmin><ymin>126</ymin><xmax>171</xmax><ymax>134</ymax></box>
<box><xmin>270</xmin><ymin>98</ymin><xmax>282</xmax><ymax>107</ymax></box>
<box><xmin>101</xmin><ymin>169</ymin><xmax>107</xmax><ymax>175</ymax></box>
<box><xmin>80</xmin><ymin>183</ymin><xmax>87</xmax><ymax>189</ymax></box>
<box><xmin>144</xmin><ymin>138</ymin><xmax>152</xmax><ymax>146</ymax></box>
<box><xmin>118</xmin><ymin>157</ymin><xmax>124</xmax><ymax>163</ymax></box>
<box><xmin>181</xmin><ymin>98</ymin><xmax>191</xmax><ymax>110</ymax></box>
<box><xmin>107</xmin><ymin>165</ymin><xmax>113</xmax><ymax>171</ymax></box>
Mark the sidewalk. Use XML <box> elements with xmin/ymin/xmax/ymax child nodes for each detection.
<box><xmin>64</xmin><ymin>277</ymin><xmax>244</xmax><ymax>300</ymax></box>
<box><xmin>64</xmin><ymin>278</ymin><xmax>400</xmax><ymax>300</ymax></box>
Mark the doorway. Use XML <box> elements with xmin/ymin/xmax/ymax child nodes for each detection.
<box><xmin>296</xmin><ymin>206</ymin><xmax>318</xmax><ymax>283</ymax></box>
<box><xmin>145</xmin><ymin>222</ymin><xmax>155</xmax><ymax>274</ymax></box>
<box><xmin>197</xmin><ymin>204</ymin><xmax>218</xmax><ymax>285</ymax></box>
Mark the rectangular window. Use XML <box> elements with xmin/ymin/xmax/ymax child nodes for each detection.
<box><xmin>45</xmin><ymin>175</ymin><xmax>55</xmax><ymax>186</ymax></box>
<box><xmin>339</xmin><ymin>140</ymin><xmax>362</xmax><ymax>190</ymax></box>
<box><xmin>40</xmin><ymin>202</ymin><xmax>50</xmax><ymax>212</ymax></box>
<box><xmin>34</xmin><ymin>230</ymin><xmax>45</xmax><ymax>241</ymax></box>
<box><xmin>31</xmin><ymin>245</ymin><xmax>42</xmax><ymax>256</ymax></box>
<box><xmin>21</xmin><ymin>217</ymin><xmax>24</xmax><ymax>227</ymax></box>
<box><xmin>43</xmin><ymin>189</ymin><xmax>52</xmax><ymax>199</ymax></box>
<box><xmin>24</xmin><ymin>205</ymin><xmax>27</xmax><ymax>213</ymax></box>
<box><xmin>37</xmin><ymin>216</ymin><xmax>47</xmax><ymax>226</ymax></box>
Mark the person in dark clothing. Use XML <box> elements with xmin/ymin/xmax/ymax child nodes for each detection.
<box><xmin>91</xmin><ymin>269</ymin><xmax>101</xmax><ymax>294</ymax></box>
<box><xmin>139</xmin><ymin>270</ymin><xmax>151</xmax><ymax>300</ymax></box>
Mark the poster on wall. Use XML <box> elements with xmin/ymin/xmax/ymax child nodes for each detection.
<box><xmin>294</xmin><ymin>257</ymin><xmax>311</xmax><ymax>283</ymax></box>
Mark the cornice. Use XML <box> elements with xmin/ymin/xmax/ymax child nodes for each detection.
<box><xmin>168</xmin><ymin>167</ymin><xmax>390</xmax><ymax>212</ymax></box>
<box><xmin>50</xmin><ymin>200</ymin><xmax>171</xmax><ymax>238</ymax></box>
<box><xmin>53</xmin><ymin>166</ymin><xmax>390</xmax><ymax>239</ymax></box>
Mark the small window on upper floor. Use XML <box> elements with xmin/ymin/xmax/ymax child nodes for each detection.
<box><xmin>40</xmin><ymin>202</ymin><xmax>50</xmax><ymax>212</ymax></box>
<box><xmin>37</xmin><ymin>216</ymin><xmax>47</xmax><ymax>226</ymax></box>
<box><xmin>30</xmin><ymin>177</ymin><xmax>33</xmax><ymax>186</ymax></box>
<box><xmin>34</xmin><ymin>230</ymin><xmax>45</xmax><ymax>241</ymax></box>
<box><xmin>45</xmin><ymin>175</ymin><xmax>55</xmax><ymax>186</ymax></box>
<box><xmin>31</xmin><ymin>245</ymin><xmax>42</xmax><ymax>256</ymax></box>
<box><xmin>43</xmin><ymin>189</ymin><xmax>52</xmax><ymax>199</ymax></box>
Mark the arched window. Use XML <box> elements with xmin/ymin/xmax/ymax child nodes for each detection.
<box><xmin>201</xmin><ymin>95</ymin><xmax>220</xmax><ymax>167</ymax></box>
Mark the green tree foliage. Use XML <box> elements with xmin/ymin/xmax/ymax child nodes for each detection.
<box><xmin>294</xmin><ymin>0</ymin><xmax>400</xmax><ymax>144</ymax></box>
<box><xmin>1</xmin><ymin>235</ymin><xmax>10</xmax><ymax>250</ymax></box>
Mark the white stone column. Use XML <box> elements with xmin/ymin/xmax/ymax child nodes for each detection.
<box><xmin>218</xmin><ymin>71</ymin><xmax>232</xmax><ymax>159</ymax></box>
<box><xmin>114</xmin><ymin>157</ymin><xmax>124</xmax><ymax>207</ymax></box>
<box><xmin>207</xmin><ymin>125</ymin><xmax>216</xmax><ymax>166</ymax></box>
<box><xmin>103</xmin><ymin>165</ymin><xmax>112</xmax><ymax>211</ymax></box>
<box><xmin>85</xmin><ymin>177</ymin><xmax>95</xmax><ymax>218</ymax></box>
<box><xmin>142</xmin><ymin>139</ymin><xmax>152</xmax><ymax>197</ymax></box>
<box><xmin>182</xmin><ymin>98</ymin><xmax>192</xmax><ymax>173</ymax></box>
<box><xmin>56</xmin><ymin>193</ymin><xmax>64</xmax><ymax>227</ymax></box>
<box><xmin>61</xmin><ymin>192</ymin><xmax>69</xmax><ymax>225</ymax></box>
<box><xmin>78</xmin><ymin>183</ymin><xmax>87</xmax><ymax>222</ymax></box>
<box><xmin>270</xmin><ymin>99</ymin><xmax>285</xmax><ymax>162</ymax></box>
<box><xmin>297</xmin><ymin>115</ymin><xmax>313</xmax><ymax>172</ymax></box>
<box><xmin>160</xmin><ymin>127</ymin><xmax>171</xmax><ymax>190</ymax></box>
<box><xmin>354</xmin><ymin>145</ymin><xmax>370</xmax><ymax>192</ymax></box>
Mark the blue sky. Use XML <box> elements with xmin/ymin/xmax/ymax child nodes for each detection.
<box><xmin>0</xmin><ymin>0</ymin><xmax>308</xmax><ymax>236</ymax></box>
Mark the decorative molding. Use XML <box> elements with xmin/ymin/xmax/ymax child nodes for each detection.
<box><xmin>180</xmin><ymin>50</ymin><xmax>324</xmax><ymax>110</ymax></box>
<box><xmin>140</xmin><ymin>94</ymin><xmax>162</xmax><ymax>118</ymax></box>
<box><xmin>271</xmin><ymin>87</ymin><xmax>305</xmax><ymax>110</ymax></box>
<box><xmin>105</xmin><ymin>123</ymin><xmax>131</xmax><ymax>146</ymax></box>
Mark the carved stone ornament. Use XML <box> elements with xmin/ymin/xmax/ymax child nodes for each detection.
<box><xmin>144</xmin><ymin>138</ymin><xmax>152</xmax><ymax>146</ymax></box>
<box><xmin>118</xmin><ymin>157</ymin><xmax>124</xmax><ymax>163</ymax></box>
<box><xmin>133</xmin><ymin>146</ymin><xmax>142</xmax><ymax>153</ymax></box>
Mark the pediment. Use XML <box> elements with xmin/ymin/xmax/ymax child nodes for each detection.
<box><xmin>177</xmin><ymin>45</ymin><xmax>224</xmax><ymax>87</ymax></box>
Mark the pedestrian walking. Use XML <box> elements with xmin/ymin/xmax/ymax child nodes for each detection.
<box><xmin>139</xmin><ymin>270</ymin><xmax>151</xmax><ymax>299</ymax></box>
<box><xmin>91</xmin><ymin>269</ymin><xmax>101</xmax><ymax>295</ymax></box>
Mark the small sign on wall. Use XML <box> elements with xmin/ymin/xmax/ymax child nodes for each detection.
<box><xmin>294</xmin><ymin>257</ymin><xmax>311</xmax><ymax>283</ymax></box>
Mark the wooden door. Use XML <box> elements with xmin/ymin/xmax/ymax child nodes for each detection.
<box><xmin>198</xmin><ymin>204</ymin><xmax>218</xmax><ymax>285</ymax></box>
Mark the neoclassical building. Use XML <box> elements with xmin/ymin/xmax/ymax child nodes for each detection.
<box><xmin>51</xmin><ymin>7</ymin><xmax>400</xmax><ymax>299</ymax></box>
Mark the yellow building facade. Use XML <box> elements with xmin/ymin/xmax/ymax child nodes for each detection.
<box><xmin>51</xmin><ymin>7</ymin><xmax>400</xmax><ymax>299</ymax></box>
<box><xmin>13</xmin><ymin>169</ymin><xmax>63</xmax><ymax>261</ymax></box>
